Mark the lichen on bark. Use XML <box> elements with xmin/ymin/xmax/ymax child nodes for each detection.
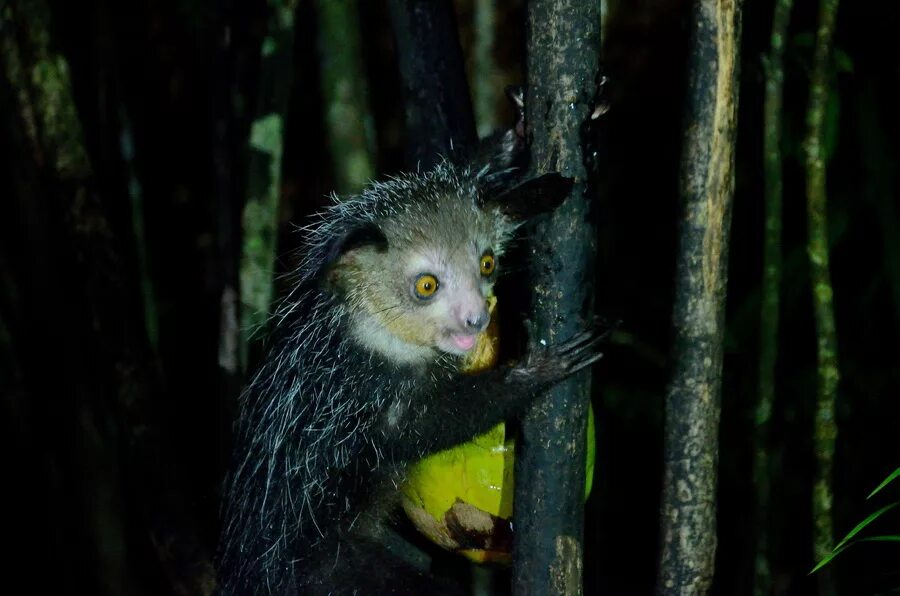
<box><xmin>804</xmin><ymin>0</ymin><xmax>841</xmax><ymax>585</ymax></box>
<box><xmin>239</xmin><ymin>0</ymin><xmax>298</xmax><ymax>364</ymax></box>
<box><xmin>656</xmin><ymin>0</ymin><xmax>743</xmax><ymax>593</ymax></box>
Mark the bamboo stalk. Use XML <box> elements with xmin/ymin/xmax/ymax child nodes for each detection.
<box><xmin>472</xmin><ymin>0</ymin><xmax>499</xmax><ymax>138</ymax></box>
<box><xmin>656</xmin><ymin>0</ymin><xmax>743</xmax><ymax>592</ymax></box>
<box><xmin>240</xmin><ymin>0</ymin><xmax>298</xmax><ymax>365</ymax></box>
<box><xmin>387</xmin><ymin>0</ymin><xmax>477</xmax><ymax>168</ymax></box>
<box><xmin>315</xmin><ymin>0</ymin><xmax>375</xmax><ymax>194</ymax></box>
<box><xmin>212</xmin><ymin>1</ymin><xmax>241</xmax><ymax>383</ymax></box>
<box><xmin>804</xmin><ymin>0</ymin><xmax>841</xmax><ymax>587</ymax></box>
<box><xmin>755</xmin><ymin>1</ymin><xmax>793</xmax><ymax>593</ymax></box>
<box><xmin>512</xmin><ymin>1</ymin><xmax>600</xmax><ymax>593</ymax></box>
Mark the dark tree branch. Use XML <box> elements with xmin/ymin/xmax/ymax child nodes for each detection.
<box><xmin>512</xmin><ymin>1</ymin><xmax>601</xmax><ymax>594</ymax></box>
<box><xmin>656</xmin><ymin>0</ymin><xmax>742</xmax><ymax>592</ymax></box>
<box><xmin>387</xmin><ymin>0</ymin><xmax>477</xmax><ymax>168</ymax></box>
<box><xmin>212</xmin><ymin>0</ymin><xmax>241</xmax><ymax>383</ymax></box>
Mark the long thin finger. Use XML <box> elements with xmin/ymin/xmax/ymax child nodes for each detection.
<box><xmin>559</xmin><ymin>331</ymin><xmax>605</xmax><ymax>359</ymax></box>
<box><xmin>566</xmin><ymin>351</ymin><xmax>604</xmax><ymax>374</ymax></box>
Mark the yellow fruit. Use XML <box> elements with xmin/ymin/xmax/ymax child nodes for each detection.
<box><xmin>401</xmin><ymin>296</ymin><xmax>596</xmax><ymax>564</ymax></box>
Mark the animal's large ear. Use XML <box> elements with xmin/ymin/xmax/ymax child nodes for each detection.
<box><xmin>466</xmin><ymin>86</ymin><xmax>527</xmax><ymax>180</ymax></box>
<box><xmin>480</xmin><ymin>172</ymin><xmax>574</xmax><ymax>221</ymax></box>
<box><xmin>322</xmin><ymin>222</ymin><xmax>388</xmax><ymax>266</ymax></box>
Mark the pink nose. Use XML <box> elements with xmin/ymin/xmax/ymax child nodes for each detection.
<box><xmin>460</xmin><ymin>306</ymin><xmax>489</xmax><ymax>333</ymax></box>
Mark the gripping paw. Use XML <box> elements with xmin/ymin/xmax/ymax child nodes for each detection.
<box><xmin>512</xmin><ymin>321</ymin><xmax>610</xmax><ymax>385</ymax></box>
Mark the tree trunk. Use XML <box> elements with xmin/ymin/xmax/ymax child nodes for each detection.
<box><xmin>511</xmin><ymin>1</ymin><xmax>601</xmax><ymax>594</ymax></box>
<box><xmin>656</xmin><ymin>1</ymin><xmax>742</xmax><ymax>593</ymax></box>
<box><xmin>387</xmin><ymin>0</ymin><xmax>477</xmax><ymax>167</ymax></box>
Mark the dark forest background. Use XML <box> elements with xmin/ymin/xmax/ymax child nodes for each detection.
<box><xmin>1</xmin><ymin>0</ymin><xmax>899</xmax><ymax>594</ymax></box>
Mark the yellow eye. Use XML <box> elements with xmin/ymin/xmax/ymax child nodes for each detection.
<box><xmin>414</xmin><ymin>274</ymin><xmax>439</xmax><ymax>299</ymax></box>
<box><xmin>480</xmin><ymin>254</ymin><xmax>496</xmax><ymax>276</ymax></box>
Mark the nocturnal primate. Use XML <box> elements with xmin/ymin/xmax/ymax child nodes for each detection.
<box><xmin>217</xmin><ymin>112</ymin><xmax>604</xmax><ymax>594</ymax></box>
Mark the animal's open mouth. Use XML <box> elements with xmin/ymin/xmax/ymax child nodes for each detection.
<box><xmin>449</xmin><ymin>333</ymin><xmax>477</xmax><ymax>351</ymax></box>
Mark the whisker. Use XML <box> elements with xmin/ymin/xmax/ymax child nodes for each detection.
<box><xmin>370</xmin><ymin>303</ymin><xmax>403</xmax><ymax>316</ymax></box>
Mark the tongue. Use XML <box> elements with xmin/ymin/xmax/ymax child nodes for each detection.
<box><xmin>452</xmin><ymin>334</ymin><xmax>477</xmax><ymax>351</ymax></box>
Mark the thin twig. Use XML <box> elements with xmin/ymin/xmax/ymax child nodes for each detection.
<box><xmin>804</xmin><ymin>0</ymin><xmax>841</xmax><ymax>590</ymax></box>
<box><xmin>755</xmin><ymin>1</ymin><xmax>794</xmax><ymax>593</ymax></box>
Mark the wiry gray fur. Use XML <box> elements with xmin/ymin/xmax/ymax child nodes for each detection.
<box><xmin>293</xmin><ymin>160</ymin><xmax>515</xmax><ymax>287</ymax></box>
<box><xmin>217</xmin><ymin>161</ymin><xmax>516</xmax><ymax>594</ymax></box>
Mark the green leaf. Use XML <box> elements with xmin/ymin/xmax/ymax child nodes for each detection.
<box><xmin>810</xmin><ymin>535</ymin><xmax>900</xmax><ymax>574</ymax></box>
<box><xmin>858</xmin><ymin>535</ymin><xmax>900</xmax><ymax>543</ymax></box>
<box><xmin>833</xmin><ymin>501</ymin><xmax>899</xmax><ymax>552</ymax></box>
<box><xmin>810</xmin><ymin>544</ymin><xmax>849</xmax><ymax>574</ymax></box>
<box><xmin>868</xmin><ymin>467</ymin><xmax>900</xmax><ymax>499</ymax></box>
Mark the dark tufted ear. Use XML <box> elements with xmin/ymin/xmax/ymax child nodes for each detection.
<box><xmin>322</xmin><ymin>222</ymin><xmax>388</xmax><ymax>267</ymax></box>
<box><xmin>481</xmin><ymin>172</ymin><xmax>574</xmax><ymax>221</ymax></box>
<box><xmin>466</xmin><ymin>86</ymin><xmax>527</xmax><ymax>189</ymax></box>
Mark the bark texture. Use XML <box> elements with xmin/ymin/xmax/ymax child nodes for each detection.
<box><xmin>512</xmin><ymin>1</ymin><xmax>601</xmax><ymax>594</ymax></box>
<box><xmin>656</xmin><ymin>1</ymin><xmax>742</xmax><ymax>593</ymax></box>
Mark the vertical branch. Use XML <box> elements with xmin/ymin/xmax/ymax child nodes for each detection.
<box><xmin>387</xmin><ymin>0</ymin><xmax>477</xmax><ymax>167</ymax></box>
<box><xmin>804</xmin><ymin>0</ymin><xmax>840</xmax><ymax>581</ymax></box>
<box><xmin>512</xmin><ymin>1</ymin><xmax>600</xmax><ymax>594</ymax></box>
<box><xmin>240</xmin><ymin>0</ymin><xmax>298</xmax><ymax>363</ymax></box>
<box><xmin>472</xmin><ymin>0</ymin><xmax>498</xmax><ymax>138</ymax></box>
<box><xmin>755</xmin><ymin>1</ymin><xmax>793</xmax><ymax>594</ymax></box>
<box><xmin>314</xmin><ymin>0</ymin><xmax>375</xmax><ymax>194</ymax></box>
<box><xmin>213</xmin><ymin>0</ymin><xmax>241</xmax><ymax>384</ymax></box>
<box><xmin>657</xmin><ymin>1</ymin><xmax>742</xmax><ymax>593</ymax></box>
